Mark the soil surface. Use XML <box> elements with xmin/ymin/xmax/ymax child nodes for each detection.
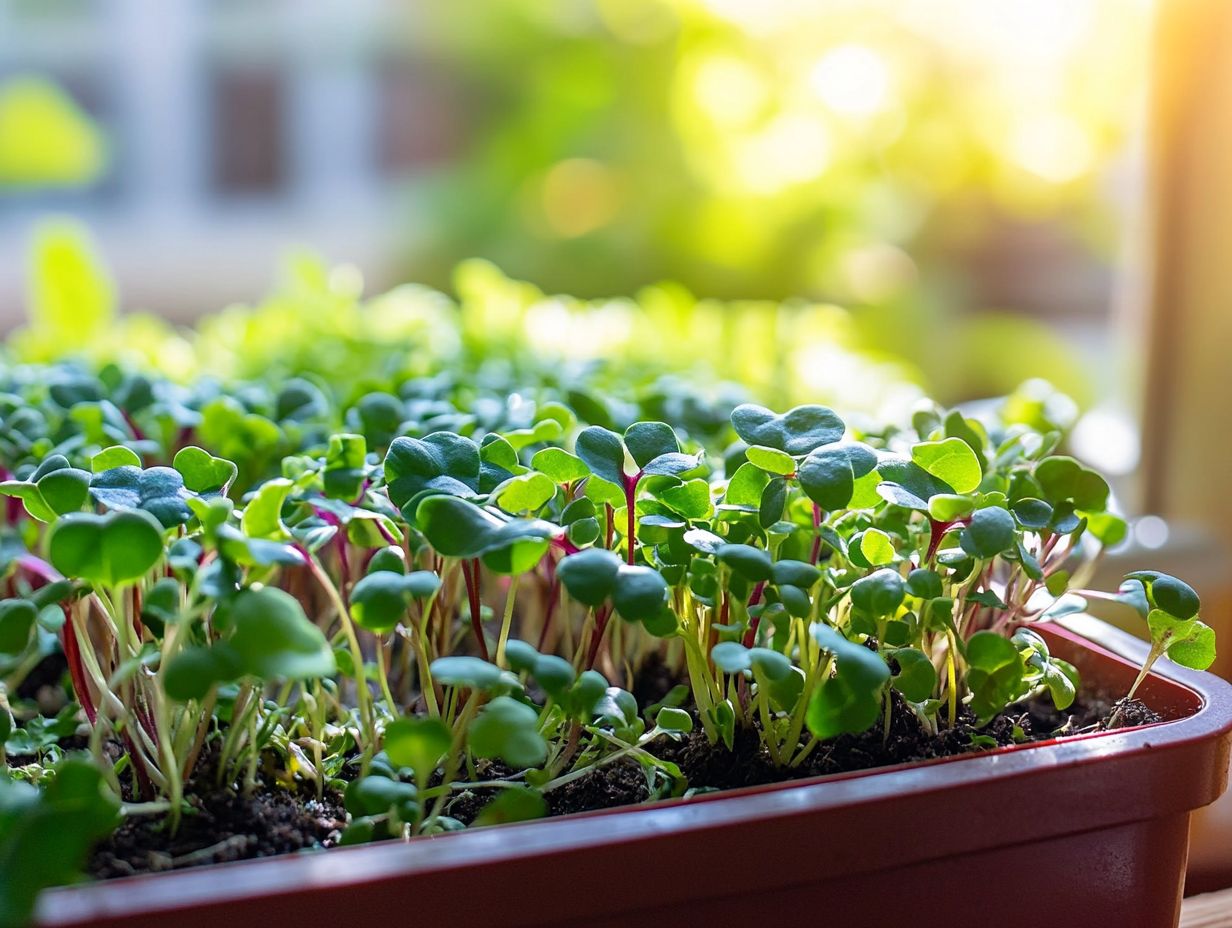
<box><xmin>88</xmin><ymin>764</ymin><xmax>344</xmax><ymax>880</ymax></box>
<box><xmin>83</xmin><ymin>689</ymin><xmax>1159</xmax><ymax>881</ymax></box>
<box><xmin>657</xmin><ymin>691</ymin><xmax>1159</xmax><ymax>792</ymax></box>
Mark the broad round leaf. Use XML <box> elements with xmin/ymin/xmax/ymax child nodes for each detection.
<box><xmin>431</xmin><ymin>655</ymin><xmax>504</xmax><ymax>691</ymax></box>
<box><xmin>350</xmin><ymin>572</ymin><xmax>413</xmax><ymax>632</ymax></box>
<box><xmin>49</xmin><ymin>509</ymin><xmax>164</xmax><ymax>587</ymax></box>
<box><xmin>0</xmin><ymin>599</ymin><xmax>37</xmax><ymax>655</ymax></box>
<box><xmin>850</xmin><ymin>568</ymin><xmax>905</xmax><ymax>617</ymax></box>
<box><xmin>959</xmin><ymin>506</ymin><xmax>1016</xmax><ymax>558</ymax></box>
<box><xmin>624</xmin><ymin>422</ymin><xmax>679</xmax><ymax>469</ymax></box>
<box><xmin>1166</xmin><ymin>620</ymin><xmax>1216</xmax><ymax>671</ymax></box>
<box><xmin>228</xmin><ymin>587</ymin><xmax>336</xmax><ymax>682</ymax></box>
<box><xmin>711</xmin><ymin>641</ymin><xmax>751</xmax><ymax>673</ymax></box>
<box><xmin>557</xmin><ymin>548</ymin><xmax>623</xmax><ymax>607</ymax></box>
<box><xmin>731</xmin><ymin>404</ymin><xmax>844</xmax><ymax>456</ymax></box>
<box><xmin>716</xmin><ymin>543</ymin><xmax>773</xmax><ymax>582</ymax></box>
<box><xmin>612</xmin><ymin>565</ymin><xmax>669</xmax><ymax>621</ymax></box>
<box><xmin>574</xmin><ymin>426</ymin><xmax>627</xmax><ymax>487</ymax></box>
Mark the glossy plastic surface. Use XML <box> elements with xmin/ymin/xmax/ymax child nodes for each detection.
<box><xmin>39</xmin><ymin>618</ymin><xmax>1232</xmax><ymax>928</ymax></box>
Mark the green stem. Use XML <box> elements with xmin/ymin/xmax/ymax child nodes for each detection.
<box><xmin>495</xmin><ymin>574</ymin><xmax>521</xmax><ymax>668</ymax></box>
<box><xmin>309</xmin><ymin>556</ymin><xmax>375</xmax><ymax>767</ymax></box>
<box><xmin>375</xmin><ymin>634</ymin><xmax>398</xmax><ymax>716</ymax></box>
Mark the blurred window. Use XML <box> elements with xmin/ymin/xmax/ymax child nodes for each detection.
<box><xmin>208</xmin><ymin>65</ymin><xmax>285</xmax><ymax>197</ymax></box>
<box><xmin>376</xmin><ymin>60</ymin><xmax>468</xmax><ymax>175</ymax></box>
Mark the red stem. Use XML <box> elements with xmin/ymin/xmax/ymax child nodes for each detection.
<box><xmin>925</xmin><ymin>516</ymin><xmax>972</xmax><ymax>564</ymax></box>
<box><xmin>61</xmin><ymin>614</ymin><xmax>97</xmax><ymax>725</ymax></box>
<box><xmin>623</xmin><ymin>472</ymin><xmax>641</xmax><ymax>566</ymax></box>
<box><xmin>585</xmin><ymin>604</ymin><xmax>613</xmax><ymax>671</ymax></box>
<box><xmin>461</xmin><ymin>558</ymin><xmax>489</xmax><ymax>661</ymax></box>
<box><xmin>741</xmin><ymin>581</ymin><xmax>767</xmax><ymax>648</ymax></box>
<box><xmin>15</xmin><ymin>555</ymin><xmax>97</xmax><ymax>725</ymax></box>
<box><xmin>537</xmin><ymin>557</ymin><xmax>562</xmax><ymax>651</ymax></box>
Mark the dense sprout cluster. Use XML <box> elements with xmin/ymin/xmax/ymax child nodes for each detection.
<box><xmin>0</xmin><ymin>352</ymin><xmax>1213</xmax><ymax>927</ymax></box>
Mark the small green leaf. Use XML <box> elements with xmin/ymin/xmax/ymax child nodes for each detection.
<box><xmin>384</xmin><ymin>716</ymin><xmax>452</xmax><ymax>782</ymax></box>
<box><xmin>531</xmin><ymin>447</ymin><xmax>589</xmax><ymax>484</ymax></box>
<box><xmin>623</xmin><ymin>422</ymin><xmax>679</xmax><ymax>469</ymax></box>
<box><xmin>875</xmin><ymin>458</ymin><xmax>953</xmax><ymax>510</ymax></box>
<box><xmin>90</xmin><ymin>445</ymin><xmax>142</xmax><ymax>473</ymax></box>
<box><xmin>228</xmin><ymin>587</ymin><xmax>336</xmax><ymax>682</ymax></box>
<box><xmin>323</xmin><ymin>434</ymin><xmax>368</xmax><ymax>500</ymax></box>
<box><xmin>240</xmin><ymin>478</ymin><xmax>295</xmax><ymax>541</ymax></box>
<box><xmin>911</xmin><ymin>438</ymin><xmax>981</xmax><ymax>495</ymax></box>
<box><xmin>431</xmin><ymin>655</ymin><xmax>505</xmax><ymax>692</ymax></box>
<box><xmin>350</xmin><ymin>572</ymin><xmax>413</xmax><ymax>632</ymax></box>
<box><xmin>959</xmin><ymin>507</ymin><xmax>1016</xmax><ymax>558</ymax></box>
<box><xmin>1012</xmin><ymin>498</ymin><xmax>1053</xmax><ymax>530</ymax></box>
<box><xmin>658</xmin><ymin>478</ymin><xmax>713</xmax><ymax>519</ymax></box>
<box><xmin>722</xmin><ymin>462</ymin><xmax>770</xmax><ymax>512</ymax></box>
<box><xmin>850</xmin><ymin>568</ymin><xmax>905</xmax><ymax>617</ymax></box>
<box><xmin>711</xmin><ymin>641</ymin><xmax>751</xmax><ymax>674</ymax></box>
<box><xmin>859</xmin><ymin>528</ymin><xmax>896</xmax><ymax>566</ymax></box>
<box><xmin>575</xmin><ymin>426</ymin><xmax>627</xmax><ymax>487</ymax></box>
<box><xmin>965</xmin><ymin>631</ymin><xmax>1026</xmax><ymax>722</ymax></box>
<box><xmin>906</xmin><ymin>568</ymin><xmax>943</xmax><ymax>600</ymax></box>
<box><xmin>384</xmin><ymin>433</ymin><xmax>480</xmax><ymax>514</ymax></box>
<box><xmin>928</xmin><ymin>494</ymin><xmax>975</xmax><ymax>522</ymax></box>
<box><xmin>90</xmin><ymin>465</ymin><xmax>191</xmax><ymax>529</ymax></box>
<box><xmin>1035</xmin><ymin>456</ymin><xmax>1109</xmax><ymax>512</ymax></box>
<box><xmin>468</xmin><ymin>696</ymin><xmax>547</xmax><ymax>768</ymax></box>
<box><xmin>173</xmin><ymin>446</ymin><xmax>238</xmax><ymax>495</ymax></box>
<box><xmin>745</xmin><ymin>445</ymin><xmax>796</xmax><ymax>476</ymax></box>
<box><xmin>890</xmin><ymin>647</ymin><xmax>937</xmax><ymax>702</ymax></box>
<box><xmin>772</xmin><ymin>560</ymin><xmax>820</xmax><ymax>588</ymax></box>
<box><xmin>655</xmin><ymin>705</ymin><xmax>693</xmax><ymax>732</ymax></box>
<box><xmin>36</xmin><ymin>467</ymin><xmax>91</xmax><ymax>516</ymax></box>
<box><xmin>494</xmin><ymin>472</ymin><xmax>556</xmax><ymax>514</ymax></box>
<box><xmin>808</xmin><ymin>625</ymin><xmax>889</xmax><ymax>739</ymax></box>
<box><xmin>472</xmin><ymin>785</ymin><xmax>547</xmax><ymax>826</ymax></box>
<box><xmin>417</xmin><ymin>496</ymin><xmax>555</xmax><ymax>574</ymax></box>
<box><xmin>1165</xmin><ymin>620</ymin><xmax>1216</xmax><ymax>671</ymax></box>
<box><xmin>1127</xmin><ymin>571</ymin><xmax>1201</xmax><ymax>621</ymax></box>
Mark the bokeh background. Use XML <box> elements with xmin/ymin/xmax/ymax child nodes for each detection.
<box><xmin>0</xmin><ymin>0</ymin><xmax>1152</xmax><ymax>407</ymax></box>
<box><xmin>3</xmin><ymin>0</ymin><xmax>1232</xmax><ymax>883</ymax></box>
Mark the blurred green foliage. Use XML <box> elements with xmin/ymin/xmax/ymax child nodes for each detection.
<box><xmin>401</xmin><ymin>0</ymin><xmax>1144</xmax><ymax>310</ymax></box>
<box><xmin>0</xmin><ymin>76</ymin><xmax>106</xmax><ymax>190</ymax></box>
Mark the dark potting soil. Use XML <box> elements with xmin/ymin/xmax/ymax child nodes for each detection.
<box><xmin>443</xmin><ymin>757</ymin><xmax>652</xmax><ymax>825</ymax></box>
<box><xmin>83</xmin><ymin>689</ymin><xmax>1158</xmax><ymax>882</ymax></box>
<box><xmin>88</xmin><ymin>772</ymin><xmax>344</xmax><ymax>880</ymax></box>
<box><xmin>14</xmin><ymin>650</ymin><xmax>67</xmax><ymax>701</ymax></box>
<box><xmin>631</xmin><ymin>652</ymin><xmax>683</xmax><ymax>709</ymax></box>
<box><xmin>655</xmin><ymin>691</ymin><xmax>1160</xmax><ymax>793</ymax></box>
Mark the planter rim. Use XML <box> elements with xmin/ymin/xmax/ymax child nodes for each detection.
<box><xmin>38</xmin><ymin>615</ymin><xmax>1232</xmax><ymax>927</ymax></box>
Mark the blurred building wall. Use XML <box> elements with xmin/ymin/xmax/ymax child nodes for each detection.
<box><xmin>0</xmin><ymin>0</ymin><xmax>415</xmax><ymax>325</ymax></box>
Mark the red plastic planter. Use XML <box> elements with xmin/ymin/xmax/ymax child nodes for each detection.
<box><xmin>38</xmin><ymin>617</ymin><xmax>1232</xmax><ymax>928</ymax></box>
